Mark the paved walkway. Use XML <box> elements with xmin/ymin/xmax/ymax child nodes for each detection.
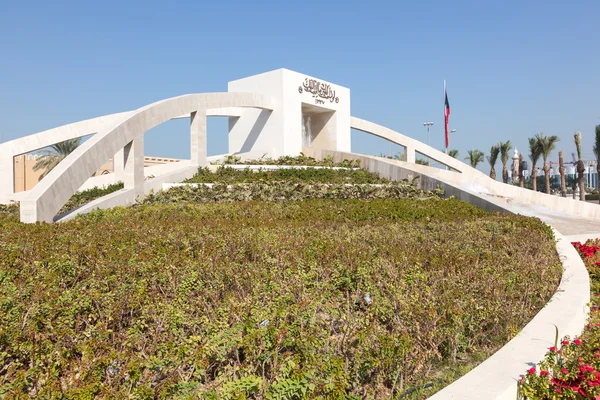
<box><xmin>479</xmin><ymin>192</ymin><xmax>600</xmax><ymax>238</ymax></box>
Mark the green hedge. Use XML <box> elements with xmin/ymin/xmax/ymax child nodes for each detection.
<box><xmin>0</xmin><ymin>199</ymin><xmax>560</xmax><ymax>399</ymax></box>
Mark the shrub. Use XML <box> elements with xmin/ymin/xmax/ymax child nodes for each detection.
<box><xmin>0</xmin><ymin>199</ymin><xmax>561</xmax><ymax>398</ymax></box>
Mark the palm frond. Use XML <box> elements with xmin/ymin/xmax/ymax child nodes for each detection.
<box><xmin>487</xmin><ymin>145</ymin><xmax>500</xmax><ymax>167</ymax></box>
<box><xmin>499</xmin><ymin>141</ymin><xmax>512</xmax><ymax>166</ymax></box>
<box><xmin>528</xmin><ymin>137</ymin><xmax>542</xmax><ymax>165</ymax></box>
<box><xmin>33</xmin><ymin>137</ymin><xmax>83</xmax><ymax>181</ymax></box>
<box><xmin>594</xmin><ymin>125</ymin><xmax>600</xmax><ymax>161</ymax></box>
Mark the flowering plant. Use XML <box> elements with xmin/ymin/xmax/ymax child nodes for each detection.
<box><xmin>519</xmin><ymin>240</ymin><xmax>600</xmax><ymax>399</ymax></box>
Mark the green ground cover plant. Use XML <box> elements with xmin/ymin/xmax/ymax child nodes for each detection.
<box><xmin>518</xmin><ymin>239</ymin><xmax>600</xmax><ymax>399</ymax></box>
<box><xmin>0</xmin><ymin>197</ymin><xmax>561</xmax><ymax>399</ymax></box>
<box><xmin>184</xmin><ymin>166</ymin><xmax>389</xmax><ymax>185</ymax></box>
<box><xmin>217</xmin><ymin>154</ymin><xmax>360</xmax><ymax>168</ymax></box>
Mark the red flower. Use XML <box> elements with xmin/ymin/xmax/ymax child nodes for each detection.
<box><xmin>528</xmin><ymin>367</ymin><xmax>536</xmax><ymax>375</ymax></box>
<box><xmin>561</xmin><ymin>368</ymin><xmax>568</xmax><ymax>374</ymax></box>
<box><xmin>574</xmin><ymin>339</ymin><xmax>582</xmax><ymax>345</ymax></box>
<box><xmin>554</xmin><ymin>387</ymin><xmax>563</xmax><ymax>394</ymax></box>
<box><xmin>549</xmin><ymin>346</ymin><xmax>557</xmax><ymax>352</ymax></box>
<box><xmin>540</xmin><ymin>370</ymin><xmax>550</xmax><ymax>376</ymax></box>
<box><xmin>579</xmin><ymin>364</ymin><xmax>594</xmax><ymax>373</ymax></box>
<box><xmin>562</xmin><ymin>340</ymin><xmax>570</xmax><ymax>345</ymax></box>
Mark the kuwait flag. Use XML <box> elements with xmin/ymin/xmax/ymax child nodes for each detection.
<box><xmin>444</xmin><ymin>83</ymin><xmax>450</xmax><ymax>149</ymax></box>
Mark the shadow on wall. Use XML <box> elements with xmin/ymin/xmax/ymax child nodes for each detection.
<box><xmin>239</xmin><ymin>110</ymin><xmax>271</xmax><ymax>153</ymax></box>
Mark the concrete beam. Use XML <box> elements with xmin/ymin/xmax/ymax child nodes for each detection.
<box><xmin>113</xmin><ymin>148</ymin><xmax>125</xmax><ymax>183</ymax></box>
<box><xmin>0</xmin><ymin>155</ymin><xmax>14</xmax><ymax>204</ymax></box>
<box><xmin>190</xmin><ymin>110</ymin><xmax>207</xmax><ymax>167</ymax></box>
<box><xmin>123</xmin><ymin>136</ymin><xmax>144</xmax><ymax>199</ymax></box>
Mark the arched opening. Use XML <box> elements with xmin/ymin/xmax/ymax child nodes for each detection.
<box><xmin>207</xmin><ymin>116</ymin><xmax>229</xmax><ymax>157</ymax></box>
<box><xmin>351</xmin><ymin>128</ymin><xmax>404</xmax><ymax>160</ymax></box>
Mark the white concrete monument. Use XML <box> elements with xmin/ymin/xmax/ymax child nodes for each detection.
<box><xmin>4</xmin><ymin>67</ymin><xmax>599</xmax><ymax>226</ymax></box>
<box><xmin>227</xmin><ymin>69</ymin><xmax>351</xmax><ymax>157</ymax></box>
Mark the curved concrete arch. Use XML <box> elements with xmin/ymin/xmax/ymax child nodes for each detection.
<box><xmin>350</xmin><ymin>116</ymin><xmax>485</xmax><ymax>175</ymax></box>
<box><xmin>0</xmin><ymin>112</ymin><xmax>132</xmax><ymax>203</ymax></box>
<box><xmin>0</xmin><ymin>112</ymin><xmax>132</xmax><ymax>157</ymax></box>
<box><xmin>346</xmin><ymin>117</ymin><xmax>600</xmax><ymax>220</ymax></box>
<box><xmin>19</xmin><ymin>92</ymin><xmax>274</xmax><ymax>223</ymax></box>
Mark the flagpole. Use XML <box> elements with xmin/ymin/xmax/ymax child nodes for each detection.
<box><xmin>444</xmin><ymin>79</ymin><xmax>447</xmax><ymax>154</ymax></box>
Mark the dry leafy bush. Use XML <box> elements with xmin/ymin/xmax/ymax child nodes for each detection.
<box><xmin>0</xmin><ymin>199</ymin><xmax>561</xmax><ymax>399</ymax></box>
<box><xmin>0</xmin><ymin>203</ymin><xmax>19</xmax><ymax>219</ymax></box>
<box><xmin>185</xmin><ymin>167</ymin><xmax>389</xmax><ymax>185</ymax></box>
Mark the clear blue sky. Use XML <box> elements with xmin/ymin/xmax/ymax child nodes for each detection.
<box><xmin>1</xmin><ymin>0</ymin><xmax>599</xmax><ymax>171</ymax></box>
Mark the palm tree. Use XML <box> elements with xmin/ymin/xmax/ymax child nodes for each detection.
<box><xmin>486</xmin><ymin>145</ymin><xmax>500</xmax><ymax>180</ymax></box>
<box><xmin>392</xmin><ymin>152</ymin><xmax>406</xmax><ymax>161</ymax></box>
<box><xmin>535</xmin><ymin>133</ymin><xmax>559</xmax><ymax>194</ymax></box>
<box><xmin>448</xmin><ymin>149</ymin><xmax>459</xmax><ymax>159</ymax></box>
<box><xmin>528</xmin><ymin>137</ymin><xmax>542</xmax><ymax>192</ymax></box>
<box><xmin>465</xmin><ymin>150</ymin><xmax>485</xmax><ymax>169</ymax></box>
<box><xmin>518</xmin><ymin>154</ymin><xmax>524</xmax><ymax>187</ymax></box>
<box><xmin>559</xmin><ymin>151</ymin><xmax>566</xmax><ymax>197</ymax></box>
<box><xmin>499</xmin><ymin>141</ymin><xmax>512</xmax><ymax>184</ymax></box>
<box><xmin>575</xmin><ymin>132</ymin><xmax>585</xmax><ymax>201</ymax></box>
<box><xmin>594</xmin><ymin>125</ymin><xmax>600</xmax><ymax>204</ymax></box>
<box><xmin>33</xmin><ymin>138</ymin><xmax>82</xmax><ymax>181</ymax></box>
